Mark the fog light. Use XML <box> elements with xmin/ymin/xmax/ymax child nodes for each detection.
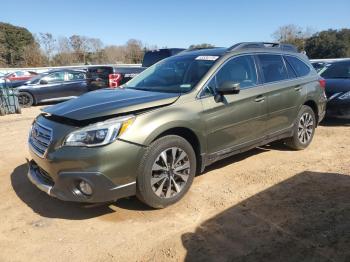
<box><xmin>79</xmin><ymin>180</ymin><xmax>92</xmax><ymax>196</ymax></box>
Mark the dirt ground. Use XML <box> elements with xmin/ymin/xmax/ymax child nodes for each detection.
<box><xmin>0</xmin><ymin>106</ymin><xmax>349</xmax><ymax>262</ymax></box>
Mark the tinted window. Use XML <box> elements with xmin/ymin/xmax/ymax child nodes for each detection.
<box><xmin>285</xmin><ymin>56</ymin><xmax>310</xmax><ymax>77</ymax></box>
<box><xmin>284</xmin><ymin>57</ymin><xmax>297</xmax><ymax>78</ymax></box>
<box><xmin>320</xmin><ymin>62</ymin><xmax>350</xmax><ymax>79</ymax></box>
<box><xmin>216</xmin><ymin>55</ymin><xmax>258</xmax><ymax>89</ymax></box>
<box><xmin>67</xmin><ymin>72</ymin><xmax>86</xmax><ymax>81</ymax></box>
<box><xmin>258</xmin><ymin>54</ymin><xmax>288</xmax><ymax>83</ymax></box>
<box><xmin>42</xmin><ymin>72</ymin><xmax>65</xmax><ymax>83</ymax></box>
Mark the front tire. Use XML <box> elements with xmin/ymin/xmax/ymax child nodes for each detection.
<box><xmin>285</xmin><ymin>105</ymin><xmax>316</xmax><ymax>150</ymax></box>
<box><xmin>18</xmin><ymin>92</ymin><xmax>34</xmax><ymax>107</ymax></box>
<box><xmin>136</xmin><ymin>135</ymin><xmax>196</xmax><ymax>209</ymax></box>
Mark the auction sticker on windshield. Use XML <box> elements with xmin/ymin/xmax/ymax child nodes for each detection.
<box><xmin>195</xmin><ymin>56</ymin><xmax>219</xmax><ymax>61</ymax></box>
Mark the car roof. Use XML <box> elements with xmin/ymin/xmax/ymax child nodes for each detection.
<box><xmin>46</xmin><ymin>69</ymin><xmax>86</xmax><ymax>74</ymax></box>
<box><xmin>176</xmin><ymin>47</ymin><xmax>228</xmax><ymax>57</ymax></box>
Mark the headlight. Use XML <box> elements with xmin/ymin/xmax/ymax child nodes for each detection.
<box><xmin>339</xmin><ymin>91</ymin><xmax>350</xmax><ymax>100</ymax></box>
<box><xmin>64</xmin><ymin>115</ymin><xmax>135</xmax><ymax>147</ymax></box>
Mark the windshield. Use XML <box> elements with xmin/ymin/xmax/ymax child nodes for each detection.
<box><xmin>125</xmin><ymin>55</ymin><xmax>218</xmax><ymax>93</ymax></box>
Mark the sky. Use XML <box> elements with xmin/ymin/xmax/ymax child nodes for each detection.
<box><xmin>0</xmin><ymin>0</ymin><xmax>349</xmax><ymax>48</ymax></box>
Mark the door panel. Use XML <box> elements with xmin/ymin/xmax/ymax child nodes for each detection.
<box><xmin>263</xmin><ymin>80</ymin><xmax>303</xmax><ymax>135</ymax></box>
<box><xmin>256</xmin><ymin>54</ymin><xmax>304</xmax><ymax>136</ymax></box>
<box><xmin>200</xmin><ymin>54</ymin><xmax>268</xmax><ymax>155</ymax></box>
<box><xmin>201</xmin><ymin>88</ymin><xmax>268</xmax><ymax>155</ymax></box>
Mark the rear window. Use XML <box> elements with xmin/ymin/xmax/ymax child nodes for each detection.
<box><xmin>285</xmin><ymin>56</ymin><xmax>310</xmax><ymax>77</ymax></box>
<box><xmin>257</xmin><ymin>54</ymin><xmax>288</xmax><ymax>83</ymax></box>
<box><xmin>320</xmin><ymin>62</ymin><xmax>350</xmax><ymax>79</ymax></box>
<box><xmin>87</xmin><ymin>67</ymin><xmax>113</xmax><ymax>80</ymax></box>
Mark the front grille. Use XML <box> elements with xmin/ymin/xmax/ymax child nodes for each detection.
<box><xmin>29</xmin><ymin>121</ymin><xmax>53</xmax><ymax>158</ymax></box>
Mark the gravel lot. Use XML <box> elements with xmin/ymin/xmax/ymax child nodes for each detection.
<box><xmin>0</xmin><ymin>106</ymin><xmax>349</xmax><ymax>262</ymax></box>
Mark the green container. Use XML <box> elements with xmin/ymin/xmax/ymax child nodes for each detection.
<box><xmin>0</xmin><ymin>79</ymin><xmax>21</xmax><ymax>116</ymax></box>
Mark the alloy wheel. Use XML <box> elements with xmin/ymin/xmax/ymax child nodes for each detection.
<box><xmin>151</xmin><ymin>147</ymin><xmax>190</xmax><ymax>198</ymax></box>
<box><xmin>297</xmin><ymin>112</ymin><xmax>314</xmax><ymax>144</ymax></box>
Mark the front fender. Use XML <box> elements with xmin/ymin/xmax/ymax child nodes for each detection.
<box><xmin>120</xmin><ymin>100</ymin><xmax>207</xmax><ymax>154</ymax></box>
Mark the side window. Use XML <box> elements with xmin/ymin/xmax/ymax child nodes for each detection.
<box><xmin>42</xmin><ymin>72</ymin><xmax>65</xmax><ymax>83</ymax></box>
<box><xmin>284</xmin><ymin>57</ymin><xmax>297</xmax><ymax>79</ymax></box>
<box><xmin>285</xmin><ymin>56</ymin><xmax>311</xmax><ymax>77</ymax></box>
<box><xmin>216</xmin><ymin>55</ymin><xmax>258</xmax><ymax>90</ymax></box>
<box><xmin>257</xmin><ymin>54</ymin><xmax>288</xmax><ymax>83</ymax></box>
<box><xmin>202</xmin><ymin>77</ymin><xmax>217</xmax><ymax>96</ymax></box>
<box><xmin>68</xmin><ymin>72</ymin><xmax>86</xmax><ymax>81</ymax></box>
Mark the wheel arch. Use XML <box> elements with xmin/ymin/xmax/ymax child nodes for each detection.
<box><xmin>303</xmin><ymin>99</ymin><xmax>319</xmax><ymax>125</ymax></box>
<box><xmin>152</xmin><ymin>127</ymin><xmax>203</xmax><ymax>174</ymax></box>
<box><xmin>18</xmin><ymin>90</ymin><xmax>37</xmax><ymax>105</ymax></box>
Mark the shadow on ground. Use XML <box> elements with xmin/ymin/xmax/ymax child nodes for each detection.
<box><xmin>182</xmin><ymin>171</ymin><xmax>350</xmax><ymax>262</ymax></box>
<box><xmin>11</xmin><ymin>163</ymin><xmax>115</xmax><ymax>219</ymax></box>
<box><xmin>320</xmin><ymin>118</ymin><xmax>350</xmax><ymax>127</ymax></box>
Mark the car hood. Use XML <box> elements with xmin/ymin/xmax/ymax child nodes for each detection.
<box><xmin>42</xmin><ymin>88</ymin><xmax>180</xmax><ymax>121</ymax></box>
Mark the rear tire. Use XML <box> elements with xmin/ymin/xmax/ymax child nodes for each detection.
<box><xmin>136</xmin><ymin>135</ymin><xmax>196</xmax><ymax>209</ymax></box>
<box><xmin>285</xmin><ymin>105</ymin><xmax>316</xmax><ymax>150</ymax></box>
<box><xmin>18</xmin><ymin>92</ymin><xmax>34</xmax><ymax>107</ymax></box>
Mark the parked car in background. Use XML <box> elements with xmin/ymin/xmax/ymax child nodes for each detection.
<box><xmin>311</xmin><ymin>61</ymin><xmax>327</xmax><ymax>72</ymax></box>
<box><xmin>4</xmin><ymin>70</ymin><xmax>38</xmax><ymax>88</ymax></box>
<box><xmin>141</xmin><ymin>48</ymin><xmax>185</xmax><ymax>67</ymax></box>
<box><xmin>320</xmin><ymin>59</ymin><xmax>350</xmax><ymax>119</ymax></box>
<box><xmin>27</xmin><ymin>42</ymin><xmax>326</xmax><ymax>208</ymax></box>
<box><xmin>17</xmin><ymin>69</ymin><xmax>87</xmax><ymax>107</ymax></box>
<box><xmin>87</xmin><ymin>49</ymin><xmax>185</xmax><ymax>89</ymax></box>
<box><xmin>86</xmin><ymin>66</ymin><xmax>145</xmax><ymax>89</ymax></box>
<box><xmin>5</xmin><ymin>70</ymin><xmax>38</xmax><ymax>81</ymax></box>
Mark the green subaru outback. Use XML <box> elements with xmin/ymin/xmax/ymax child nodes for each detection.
<box><xmin>27</xmin><ymin>42</ymin><xmax>326</xmax><ymax>208</ymax></box>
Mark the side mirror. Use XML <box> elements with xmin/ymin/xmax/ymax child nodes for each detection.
<box><xmin>217</xmin><ymin>81</ymin><xmax>240</xmax><ymax>95</ymax></box>
<box><xmin>39</xmin><ymin>79</ymin><xmax>48</xmax><ymax>85</ymax></box>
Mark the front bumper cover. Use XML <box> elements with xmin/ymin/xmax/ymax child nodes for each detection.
<box><xmin>27</xmin><ymin>159</ymin><xmax>136</xmax><ymax>203</ymax></box>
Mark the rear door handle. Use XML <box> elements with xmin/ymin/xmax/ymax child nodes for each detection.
<box><xmin>254</xmin><ymin>95</ymin><xmax>265</xmax><ymax>102</ymax></box>
<box><xmin>294</xmin><ymin>85</ymin><xmax>303</xmax><ymax>91</ymax></box>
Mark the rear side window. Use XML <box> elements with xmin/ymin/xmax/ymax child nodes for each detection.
<box><xmin>257</xmin><ymin>54</ymin><xmax>288</xmax><ymax>83</ymax></box>
<box><xmin>284</xmin><ymin>58</ymin><xmax>297</xmax><ymax>79</ymax></box>
<box><xmin>285</xmin><ymin>56</ymin><xmax>311</xmax><ymax>77</ymax></box>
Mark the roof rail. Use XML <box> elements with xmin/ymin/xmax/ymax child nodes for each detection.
<box><xmin>227</xmin><ymin>42</ymin><xmax>298</xmax><ymax>53</ymax></box>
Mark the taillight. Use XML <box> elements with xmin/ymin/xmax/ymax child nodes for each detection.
<box><xmin>109</xmin><ymin>73</ymin><xmax>122</xmax><ymax>88</ymax></box>
<box><xmin>318</xmin><ymin>78</ymin><xmax>326</xmax><ymax>89</ymax></box>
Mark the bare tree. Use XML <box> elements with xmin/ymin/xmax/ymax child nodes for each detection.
<box><xmin>52</xmin><ymin>36</ymin><xmax>74</xmax><ymax>65</ymax></box>
<box><xmin>38</xmin><ymin>32</ymin><xmax>56</xmax><ymax>65</ymax></box>
<box><xmin>22</xmin><ymin>42</ymin><xmax>44</xmax><ymax>67</ymax></box>
<box><xmin>104</xmin><ymin>45</ymin><xmax>127</xmax><ymax>64</ymax></box>
<box><xmin>125</xmin><ymin>39</ymin><xmax>144</xmax><ymax>63</ymax></box>
<box><xmin>272</xmin><ymin>24</ymin><xmax>315</xmax><ymax>51</ymax></box>
<box><xmin>69</xmin><ymin>35</ymin><xmax>90</xmax><ymax>64</ymax></box>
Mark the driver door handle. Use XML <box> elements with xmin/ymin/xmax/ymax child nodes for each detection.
<box><xmin>294</xmin><ymin>85</ymin><xmax>303</xmax><ymax>91</ymax></box>
<box><xmin>254</xmin><ymin>95</ymin><xmax>265</xmax><ymax>102</ymax></box>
